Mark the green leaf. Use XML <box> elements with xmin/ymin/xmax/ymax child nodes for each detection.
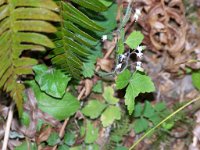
<box><xmin>14</xmin><ymin>141</ymin><xmax>37</xmax><ymax>150</ymax></box>
<box><xmin>154</xmin><ymin>102</ymin><xmax>166</xmax><ymax>112</ymax></box>
<box><xmin>100</xmin><ymin>106</ymin><xmax>121</xmax><ymax>127</ymax></box>
<box><xmin>82</xmin><ymin>100</ymin><xmax>107</xmax><ymax>119</ymax></box>
<box><xmin>134</xmin><ymin>118</ymin><xmax>149</xmax><ymax>133</ymax></box>
<box><xmin>20</xmin><ymin>112</ymin><xmax>30</xmax><ymax>127</ymax></box>
<box><xmin>47</xmin><ymin>132</ymin><xmax>60</xmax><ymax>146</ymax></box>
<box><xmin>92</xmin><ymin>80</ymin><xmax>103</xmax><ymax>93</ymax></box>
<box><xmin>143</xmin><ymin>101</ymin><xmax>155</xmax><ymax>118</ymax></box>
<box><xmin>134</xmin><ymin>103</ymin><xmax>143</xmax><ymax>117</ymax></box>
<box><xmin>149</xmin><ymin>115</ymin><xmax>161</xmax><ymax>125</ymax></box>
<box><xmin>85</xmin><ymin>120</ymin><xmax>99</xmax><ymax>144</ymax></box>
<box><xmin>94</xmin><ymin>3</ymin><xmax>118</xmax><ymax>36</ymax></box>
<box><xmin>58</xmin><ymin>145</ymin><xmax>70</xmax><ymax>150</ymax></box>
<box><xmin>192</xmin><ymin>71</ymin><xmax>200</xmax><ymax>90</ymax></box>
<box><xmin>27</xmin><ymin>80</ymin><xmax>80</xmax><ymax>120</ymax></box>
<box><xmin>125</xmin><ymin>31</ymin><xmax>144</xmax><ymax>49</ymax></box>
<box><xmin>116</xmin><ymin>69</ymin><xmax>131</xmax><ymax>89</ymax></box>
<box><xmin>103</xmin><ymin>86</ymin><xmax>119</xmax><ymax>104</ymax></box>
<box><xmin>64</xmin><ymin>131</ymin><xmax>76</xmax><ymax>146</ymax></box>
<box><xmin>82</xmin><ymin>62</ymin><xmax>95</xmax><ymax>78</ymax></box>
<box><xmin>100</xmin><ymin>0</ymin><xmax>113</xmax><ymax>7</ymax></box>
<box><xmin>33</xmin><ymin>64</ymin><xmax>71</xmax><ymax>98</ymax></box>
<box><xmin>125</xmin><ymin>72</ymin><xmax>155</xmax><ymax>114</ymax></box>
<box><xmin>115</xmin><ymin>146</ymin><xmax>128</xmax><ymax>150</ymax></box>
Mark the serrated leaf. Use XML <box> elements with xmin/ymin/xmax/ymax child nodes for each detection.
<box><xmin>134</xmin><ymin>118</ymin><xmax>149</xmax><ymax>133</ymax></box>
<box><xmin>85</xmin><ymin>120</ymin><xmax>99</xmax><ymax>144</ymax></box>
<box><xmin>64</xmin><ymin>131</ymin><xmax>76</xmax><ymax>146</ymax></box>
<box><xmin>149</xmin><ymin>115</ymin><xmax>161</xmax><ymax>125</ymax></box>
<box><xmin>103</xmin><ymin>86</ymin><xmax>119</xmax><ymax>104</ymax></box>
<box><xmin>100</xmin><ymin>106</ymin><xmax>121</xmax><ymax>127</ymax></box>
<box><xmin>82</xmin><ymin>62</ymin><xmax>95</xmax><ymax>78</ymax></box>
<box><xmin>82</xmin><ymin>100</ymin><xmax>106</xmax><ymax>119</ymax></box>
<box><xmin>143</xmin><ymin>101</ymin><xmax>155</xmax><ymax>118</ymax></box>
<box><xmin>92</xmin><ymin>80</ymin><xmax>103</xmax><ymax>93</ymax></box>
<box><xmin>33</xmin><ymin>64</ymin><xmax>71</xmax><ymax>98</ymax></box>
<box><xmin>125</xmin><ymin>72</ymin><xmax>155</xmax><ymax>114</ymax></box>
<box><xmin>125</xmin><ymin>31</ymin><xmax>144</xmax><ymax>49</ymax></box>
<box><xmin>192</xmin><ymin>71</ymin><xmax>200</xmax><ymax>90</ymax></box>
<box><xmin>47</xmin><ymin>132</ymin><xmax>60</xmax><ymax>146</ymax></box>
<box><xmin>134</xmin><ymin>103</ymin><xmax>143</xmax><ymax>117</ymax></box>
<box><xmin>27</xmin><ymin>80</ymin><xmax>80</xmax><ymax>120</ymax></box>
<box><xmin>116</xmin><ymin>69</ymin><xmax>131</xmax><ymax>89</ymax></box>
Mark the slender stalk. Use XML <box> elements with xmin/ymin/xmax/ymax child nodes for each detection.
<box><xmin>2</xmin><ymin>102</ymin><xmax>15</xmax><ymax>150</ymax></box>
<box><xmin>129</xmin><ymin>96</ymin><xmax>200</xmax><ymax>150</ymax></box>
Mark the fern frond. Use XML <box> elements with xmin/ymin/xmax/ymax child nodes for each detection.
<box><xmin>51</xmin><ymin>1</ymin><xmax>106</xmax><ymax>79</ymax></box>
<box><xmin>0</xmin><ymin>0</ymin><xmax>60</xmax><ymax>115</ymax></box>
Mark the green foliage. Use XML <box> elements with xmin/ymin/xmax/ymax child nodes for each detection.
<box><xmin>92</xmin><ymin>80</ymin><xmax>103</xmax><ymax>93</ymax></box>
<box><xmin>64</xmin><ymin>131</ymin><xmax>76</xmax><ymax>146</ymax></box>
<box><xmin>116</xmin><ymin>71</ymin><xmax>155</xmax><ymax>114</ymax></box>
<box><xmin>47</xmin><ymin>132</ymin><xmax>60</xmax><ymax>146</ymax></box>
<box><xmin>14</xmin><ymin>141</ymin><xmax>37</xmax><ymax>150</ymax></box>
<box><xmin>101</xmin><ymin>105</ymin><xmax>121</xmax><ymax>127</ymax></box>
<box><xmin>192</xmin><ymin>71</ymin><xmax>200</xmax><ymax>90</ymax></box>
<box><xmin>27</xmin><ymin>80</ymin><xmax>80</xmax><ymax>120</ymax></box>
<box><xmin>85</xmin><ymin>120</ymin><xmax>99</xmax><ymax>144</ymax></box>
<box><xmin>82</xmin><ymin>62</ymin><xmax>95</xmax><ymax>78</ymax></box>
<box><xmin>133</xmin><ymin>101</ymin><xmax>170</xmax><ymax>133</ymax></box>
<box><xmin>51</xmin><ymin>1</ymin><xmax>106</xmax><ymax>79</ymax></box>
<box><xmin>125</xmin><ymin>31</ymin><xmax>144</xmax><ymax>49</ymax></box>
<box><xmin>0</xmin><ymin>0</ymin><xmax>59</xmax><ymax>116</ymax></box>
<box><xmin>82</xmin><ymin>86</ymin><xmax>121</xmax><ymax>127</ymax></box>
<box><xmin>82</xmin><ymin>100</ymin><xmax>106</xmax><ymax>119</ymax></box>
<box><xmin>33</xmin><ymin>64</ymin><xmax>71</xmax><ymax>98</ymax></box>
<box><xmin>103</xmin><ymin>86</ymin><xmax>119</xmax><ymax>104</ymax></box>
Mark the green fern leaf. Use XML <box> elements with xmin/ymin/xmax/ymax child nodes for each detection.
<box><xmin>51</xmin><ymin>1</ymin><xmax>106</xmax><ymax>79</ymax></box>
<box><xmin>0</xmin><ymin>0</ymin><xmax>60</xmax><ymax>115</ymax></box>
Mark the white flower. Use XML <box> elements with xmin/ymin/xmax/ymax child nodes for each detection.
<box><xmin>116</xmin><ymin>63</ymin><xmax>122</xmax><ymax>70</ymax></box>
<box><xmin>135</xmin><ymin>45</ymin><xmax>144</xmax><ymax>58</ymax></box>
<box><xmin>133</xmin><ymin>8</ymin><xmax>141</xmax><ymax>22</ymax></box>
<box><xmin>136</xmin><ymin>61</ymin><xmax>144</xmax><ymax>72</ymax></box>
<box><xmin>118</xmin><ymin>54</ymin><xmax>126</xmax><ymax>63</ymax></box>
<box><xmin>102</xmin><ymin>35</ymin><xmax>108</xmax><ymax>42</ymax></box>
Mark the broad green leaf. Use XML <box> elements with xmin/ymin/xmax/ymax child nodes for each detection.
<box><xmin>14</xmin><ymin>141</ymin><xmax>37</xmax><ymax>150</ymax></box>
<box><xmin>64</xmin><ymin>131</ymin><xmax>76</xmax><ymax>146</ymax></box>
<box><xmin>47</xmin><ymin>132</ymin><xmax>60</xmax><ymax>146</ymax></box>
<box><xmin>100</xmin><ymin>106</ymin><xmax>121</xmax><ymax>127</ymax></box>
<box><xmin>115</xmin><ymin>146</ymin><xmax>128</xmax><ymax>150</ymax></box>
<box><xmin>82</xmin><ymin>62</ymin><xmax>95</xmax><ymax>78</ymax></box>
<box><xmin>125</xmin><ymin>31</ymin><xmax>144</xmax><ymax>49</ymax></box>
<box><xmin>103</xmin><ymin>86</ymin><xmax>119</xmax><ymax>104</ymax></box>
<box><xmin>125</xmin><ymin>72</ymin><xmax>155</xmax><ymax>114</ymax></box>
<box><xmin>82</xmin><ymin>100</ymin><xmax>107</xmax><ymax>119</ymax></box>
<box><xmin>92</xmin><ymin>80</ymin><xmax>103</xmax><ymax>93</ymax></box>
<box><xmin>143</xmin><ymin>101</ymin><xmax>155</xmax><ymax>118</ymax></box>
<box><xmin>100</xmin><ymin>0</ymin><xmax>113</xmax><ymax>7</ymax></box>
<box><xmin>33</xmin><ymin>64</ymin><xmax>71</xmax><ymax>98</ymax></box>
<box><xmin>192</xmin><ymin>71</ymin><xmax>200</xmax><ymax>90</ymax></box>
<box><xmin>134</xmin><ymin>118</ymin><xmax>148</xmax><ymax>133</ymax></box>
<box><xmin>85</xmin><ymin>120</ymin><xmax>99</xmax><ymax>144</ymax></box>
<box><xmin>116</xmin><ymin>69</ymin><xmax>131</xmax><ymax>89</ymax></box>
<box><xmin>134</xmin><ymin>103</ymin><xmax>143</xmax><ymax>117</ymax></box>
<box><xmin>27</xmin><ymin>80</ymin><xmax>80</xmax><ymax>120</ymax></box>
<box><xmin>94</xmin><ymin>3</ymin><xmax>117</xmax><ymax>36</ymax></box>
<box><xmin>149</xmin><ymin>115</ymin><xmax>161</xmax><ymax>125</ymax></box>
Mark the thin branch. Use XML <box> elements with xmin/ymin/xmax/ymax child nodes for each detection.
<box><xmin>2</xmin><ymin>102</ymin><xmax>15</xmax><ymax>150</ymax></box>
